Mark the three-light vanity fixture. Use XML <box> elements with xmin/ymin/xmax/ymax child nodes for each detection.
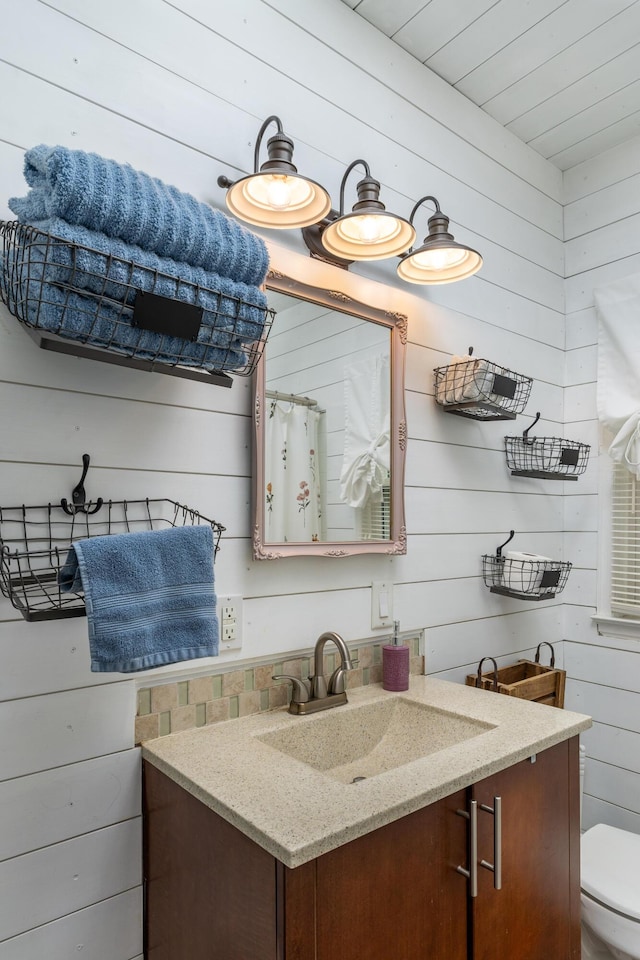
<box><xmin>218</xmin><ymin>115</ymin><xmax>483</xmax><ymax>285</ymax></box>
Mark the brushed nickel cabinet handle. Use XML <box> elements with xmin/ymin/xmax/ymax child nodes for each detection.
<box><xmin>456</xmin><ymin>798</ymin><xmax>478</xmax><ymax>897</ymax></box>
<box><xmin>480</xmin><ymin>795</ymin><xmax>502</xmax><ymax>890</ymax></box>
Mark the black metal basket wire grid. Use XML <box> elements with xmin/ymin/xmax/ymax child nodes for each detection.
<box><xmin>505</xmin><ymin>435</ymin><xmax>590</xmax><ymax>480</ymax></box>
<box><xmin>482</xmin><ymin>554</ymin><xmax>572</xmax><ymax>601</ymax></box>
<box><xmin>0</xmin><ymin>499</ymin><xmax>225</xmax><ymax>622</ymax></box>
<box><xmin>0</xmin><ymin>220</ymin><xmax>274</xmax><ymax>378</ymax></box>
<box><xmin>433</xmin><ymin>356</ymin><xmax>533</xmax><ymax>420</ymax></box>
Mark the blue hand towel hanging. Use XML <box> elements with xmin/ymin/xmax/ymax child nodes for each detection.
<box><xmin>58</xmin><ymin>525</ymin><xmax>219</xmax><ymax>672</ymax></box>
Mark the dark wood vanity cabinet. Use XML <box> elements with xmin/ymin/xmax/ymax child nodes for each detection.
<box><xmin>471</xmin><ymin>735</ymin><xmax>581</xmax><ymax>960</ymax></box>
<box><xmin>143</xmin><ymin>737</ymin><xmax>580</xmax><ymax>960</ymax></box>
<box><xmin>312</xmin><ymin>785</ymin><xmax>469</xmax><ymax>960</ymax></box>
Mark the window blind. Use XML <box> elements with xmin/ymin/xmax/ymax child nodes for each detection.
<box><xmin>360</xmin><ymin>483</ymin><xmax>391</xmax><ymax>540</ymax></box>
<box><xmin>611</xmin><ymin>462</ymin><xmax>640</xmax><ymax>618</ymax></box>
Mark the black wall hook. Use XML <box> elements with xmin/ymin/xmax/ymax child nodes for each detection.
<box><xmin>61</xmin><ymin>454</ymin><xmax>104</xmax><ymax>516</ymax></box>
<box><xmin>496</xmin><ymin>530</ymin><xmax>515</xmax><ymax>558</ymax></box>
<box><xmin>522</xmin><ymin>411</ymin><xmax>541</xmax><ymax>443</ymax></box>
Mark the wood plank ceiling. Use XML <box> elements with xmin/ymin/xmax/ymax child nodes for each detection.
<box><xmin>341</xmin><ymin>0</ymin><xmax>640</xmax><ymax>169</ymax></box>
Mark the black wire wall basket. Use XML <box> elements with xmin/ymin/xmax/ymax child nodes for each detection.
<box><xmin>0</xmin><ymin>455</ymin><xmax>225</xmax><ymax>622</ymax></box>
<box><xmin>434</xmin><ymin>348</ymin><xmax>533</xmax><ymax>421</ymax></box>
<box><xmin>505</xmin><ymin>412</ymin><xmax>590</xmax><ymax>480</ymax></box>
<box><xmin>0</xmin><ymin>220</ymin><xmax>275</xmax><ymax>388</ymax></box>
<box><xmin>482</xmin><ymin>531</ymin><xmax>571</xmax><ymax>602</ymax></box>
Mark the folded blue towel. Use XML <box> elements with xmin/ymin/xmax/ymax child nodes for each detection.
<box><xmin>14</xmin><ymin>218</ymin><xmax>269</xmax><ymax>344</ymax></box>
<box><xmin>12</xmin><ymin>273</ymin><xmax>248</xmax><ymax>371</ymax></box>
<box><xmin>9</xmin><ymin>144</ymin><xmax>270</xmax><ymax>286</ymax></box>
<box><xmin>58</xmin><ymin>525</ymin><xmax>219</xmax><ymax>672</ymax></box>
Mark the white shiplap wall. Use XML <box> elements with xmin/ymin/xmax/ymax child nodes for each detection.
<box><xmin>0</xmin><ymin>0</ymin><xmax>566</xmax><ymax>952</ymax></box>
<box><xmin>563</xmin><ymin>133</ymin><xmax>640</xmax><ymax>835</ymax></box>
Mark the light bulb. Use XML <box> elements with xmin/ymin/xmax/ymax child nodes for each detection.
<box><xmin>413</xmin><ymin>246</ymin><xmax>469</xmax><ymax>270</ymax></box>
<box><xmin>355</xmin><ymin>215</ymin><xmax>383</xmax><ymax>243</ymax></box>
<box><xmin>339</xmin><ymin>214</ymin><xmax>400</xmax><ymax>245</ymax></box>
<box><xmin>264</xmin><ymin>175</ymin><xmax>294</xmax><ymax>210</ymax></box>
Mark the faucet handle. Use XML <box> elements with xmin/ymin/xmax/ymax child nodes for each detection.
<box><xmin>328</xmin><ymin>659</ymin><xmax>358</xmax><ymax>695</ymax></box>
<box><xmin>272</xmin><ymin>675</ymin><xmax>311</xmax><ymax>704</ymax></box>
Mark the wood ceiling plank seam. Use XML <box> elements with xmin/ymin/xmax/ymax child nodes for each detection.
<box><xmin>390</xmin><ymin>0</ymin><xmax>502</xmax><ymax>66</ymax></box>
<box><xmin>506</xmin><ymin>42</ymin><xmax>640</xmax><ymax>143</ymax></box>
<box><xmin>423</xmin><ymin>0</ymin><xmax>570</xmax><ymax>86</ymax></box>
<box><xmin>480</xmin><ymin>1</ymin><xmax>640</xmax><ymax>127</ymax></box>
<box><xmin>451</xmin><ymin>0</ymin><xmax>575</xmax><ymax>89</ymax></box>
<box><xmin>456</xmin><ymin>0</ymin><xmax>637</xmax><ymax>108</ymax></box>
<box><xmin>349</xmin><ymin>0</ymin><xmax>433</xmax><ymax>39</ymax></box>
<box><xmin>525</xmin><ymin>76</ymin><xmax>640</xmax><ymax>156</ymax></box>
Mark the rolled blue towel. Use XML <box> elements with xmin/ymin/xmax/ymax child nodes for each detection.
<box><xmin>12</xmin><ymin>274</ymin><xmax>248</xmax><ymax>372</ymax></box>
<box><xmin>15</xmin><ymin>218</ymin><xmax>269</xmax><ymax>344</ymax></box>
<box><xmin>58</xmin><ymin>525</ymin><xmax>219</xmax><ymax>672</ymax></box>
<box><xmin>9</xmin><ymin>144</ymin><xmax>270</xmax><ymax>286</ymax></box>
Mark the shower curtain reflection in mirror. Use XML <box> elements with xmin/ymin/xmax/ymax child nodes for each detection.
<box><xmin>264</xmin><ymin>397</ymin><xmax>324</xmax><ymax>543</ymax></box>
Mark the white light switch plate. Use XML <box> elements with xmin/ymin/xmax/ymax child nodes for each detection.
<box><xmin>371</xmin><ymin>581</ymin><xmax>393</xmax><ymax>629</ymax></box>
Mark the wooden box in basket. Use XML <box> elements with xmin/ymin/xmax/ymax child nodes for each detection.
<box><xmin>465</xmin><ymin>643</ymin><xmax>565</xmax><ymax>708</ymax></box>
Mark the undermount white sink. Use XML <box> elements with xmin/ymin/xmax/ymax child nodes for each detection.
<box><xmin>256</xmin><ymin>695</ymin><xmax>495</xmax><ymax>784</ymax></box>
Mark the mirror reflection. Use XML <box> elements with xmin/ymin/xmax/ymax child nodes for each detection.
<box><xmin>253</xmin><ymin>269</ymin><xmax>407</xmax><ymax>559</ymax></box>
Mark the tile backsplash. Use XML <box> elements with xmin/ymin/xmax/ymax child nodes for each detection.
<box><xmin>135</xmin><ymin>637</ymin><xmax>423</xmax><ymax>744</ymax></box>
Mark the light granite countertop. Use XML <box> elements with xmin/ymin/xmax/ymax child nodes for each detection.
<box><xmin>142</xmin><ymin>676</ymin><xmax>591</xmax><ymax>868</ymax></box>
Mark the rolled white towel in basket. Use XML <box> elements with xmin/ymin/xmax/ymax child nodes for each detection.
<box><xmin>438</xmin><ymin>355</ymin><xmax>495</xmax><ymax>404</ymax></box>
<box><xmin>503</xmin><ymin>550</ymin><xmax>554</xmax><ymax>592</ymax></box>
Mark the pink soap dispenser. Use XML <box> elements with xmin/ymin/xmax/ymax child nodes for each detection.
<box><xmin>382</xmin><ymin>620</ymin><xmax>410</xmax><ymax>691</ymax></box>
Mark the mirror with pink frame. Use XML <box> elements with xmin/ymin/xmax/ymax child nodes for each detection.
<box><xmin>253</xmin><ymin>265</ymin><xmax>407</xmax><ymax>559</ymax></box>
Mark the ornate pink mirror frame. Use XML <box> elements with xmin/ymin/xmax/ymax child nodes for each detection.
<box><xmin>253</xmin><ymin>259</ymin><xmax>407</xmax><ymax>560</ymax></box>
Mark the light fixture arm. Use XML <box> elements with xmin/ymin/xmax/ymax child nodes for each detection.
<box><xmin>217</xmin><ymin>114</ymin><xmax>296</xmax><ymax>192</ymax></box>
<box><xmin>337</xmin><ymin>159</ymin><xmax>371</xmax><ymax>215</ymax></box>
<box><xmin>217</xmin><ymin>114</ymin><xmax>332</xmax><ymax>229</ymax></box>
<box><xmin>402</xmin><ymin>195</ymin><xmax>448</xmax><ymax>256</ymax></box>
<box><xmin>408</xmin><ymin>195</ymin><xmax>441</xmax><ymax>224</ymax></box>
<box><xmin>252</xmin><ymin>114</ymin><xmax>283</xmax><ymax>173</ymax></box>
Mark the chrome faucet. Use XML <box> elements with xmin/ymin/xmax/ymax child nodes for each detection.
<box><xmin>273</xmin><ymin>630</ymin><xmax>355</xmax><ymax>715</ymax></box>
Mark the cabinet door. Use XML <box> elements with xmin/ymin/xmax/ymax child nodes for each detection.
<box><xmin>144</xmin><ymin>762</ymin><xmax>278</xmax><ymax>960</ymax></box>
<box><xmin>315</xmin><ymin>788</ymin><xmax>469</xmax><ymax>960</ymax></box>
<box><xmin>471</xmin><ymin>737</ymin><xmax>581</xmax><ymax>960</ymax></box>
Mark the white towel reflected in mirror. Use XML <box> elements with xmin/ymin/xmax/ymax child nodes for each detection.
<box><xmin>340</xmin><ymin>354</ymin><xmax>391</xmax><ymax>534</ymax></box>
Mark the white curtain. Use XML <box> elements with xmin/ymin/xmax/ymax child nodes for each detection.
<box><xmin>264</xmin><ymin>400</ymin><xmax>323</xmax><ymax>542</ymax></box>
<box><xmin>594</xmin><ymin>272</ymin><xmax>640</xmax><ymax>478</ymax></box>
<box><xmin>340</xmin><ymin>354</ymin><xmax>390</xmax><ymax>509</ymax></box>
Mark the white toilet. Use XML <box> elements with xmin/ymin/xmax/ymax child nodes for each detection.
<box><xmin>580</xmin><ymin>748</ymin><xmax>640</xmax><ymax>960</ymax></box>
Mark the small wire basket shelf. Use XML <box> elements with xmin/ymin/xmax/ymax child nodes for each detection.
<box><xmin>434</xmin><ymin>348</ymin><xmax>532</xmax><ymax>421</ymax></box>
<box><xmin>505</xmin><ymin>412</ymin><xmax>590</xmax><ymax>480</ymax></box>
<box><xmin>0</xmin><ymin>220</ymin><xmax>275</xmax><ymax>387</ymax></box>
<box><xmin>0</xmin><ymin>457</ymin><xmax>225</xmax><ymax>622</ymax></box>
<box><xmin>482</xmin><ymin>531</ymin><xmax>571</xmax><ymax>602</ymax></box>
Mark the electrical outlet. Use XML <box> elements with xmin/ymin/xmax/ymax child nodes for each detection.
<box><xmin>220</xmin><ymin>595</ymin><xmax>242</xmax><ymax>651</ymax></box>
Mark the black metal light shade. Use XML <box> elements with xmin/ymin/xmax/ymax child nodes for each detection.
<box><xmin>320</xmin><ymin>160</ymin><xmax>415</xmax><ymax>262</ymax></box>
<box><xmin>218</xmin><ymin>116</ymin><xmax>331</xmax><ymax>230</ymax></box>
<box><xmin>397</xmin><ymin>196</ymin><xmax>482</xmax><ymax>284</ymax></box>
